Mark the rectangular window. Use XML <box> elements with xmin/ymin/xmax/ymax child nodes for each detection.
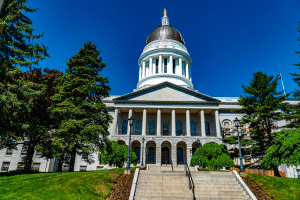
<box><xmin>155</xmin><ymin>59</ymin><xmax>158</xmax><ymax>73</ymax></box>
<box><xmin>21</xmin><ymin>144</ymin><xmax>27</xmax><ymax>155</ymax></box>
<box><xmin>63</xmin><ymin>165</ymin><xmax>69</xmax><ymax>172</ymax></box>
<box><xmin>6</xmin><ymin>148</ymin><xmax>13</xmax><ymax>156</ymax></box>
<box><xmin>36</xmin><ymin>151</ymin><xmax>42</xmax><ymax>157</ymax></box>
<box><xmin>17</xmin><ymin>162</ymin><xmax>25</xmax><ymax>171</ymax></box>
<box><xmin>82</xmin><ymin>154</ymin><xmax>88</xmax><ymax>160</ymax></box>
<box><xmin>297</xmin><ymin>169</ymin><xmax>300</xmax><ymax>179</ymax></box>
<box><xmin>33</xmin><ymin>163</ymin><xmax>40</xmax><ymax>172</ymax></box>
<box><xmin>182</xmin><ymin>62</ymin><xmax>186</xmax><ymax>76</ymax></box>
<box><xmin>97</xmin><ymin>166</ymin><xmax>104</xmax><ymax>170</ymax></box>
<box><xmin>173</xmin><ymin>59</ymin><xmax>176</xmax><ymax>74</ymax></box>
<box><xmin>80</xmin><ymin>165</ymin><xmax>87</xmax><ymax>171</ymax></box>
<box><xmin>164</xmin><ymin>58</ymin><xmax>167</xmax><ymax>73</ymax></box>
<box><xmin>1</xmin><ymin>162</ymin><xmax>10</xmax><ymax>172</ymax></box>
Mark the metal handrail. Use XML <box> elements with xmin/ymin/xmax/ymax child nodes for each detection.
<box><xmin>184</xmin><ymin>158</ymin><xmax>196</xmax><ymax>200</ymax></box>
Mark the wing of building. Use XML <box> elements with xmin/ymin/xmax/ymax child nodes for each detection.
<box><xmin>1</xmin><ymin>10</ymin><xmax>300</xmax><ymax>178</ymax></box>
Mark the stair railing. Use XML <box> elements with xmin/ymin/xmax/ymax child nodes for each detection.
<box><xmin>184</xmin><ymin>158</ymin><xmax>196</xmax><ymax>200</ymax></box>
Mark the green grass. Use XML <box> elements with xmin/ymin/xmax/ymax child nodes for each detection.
<box><xmin>0</xmin><ymin>168</ymin><xmax>136</xmax><ymax>200</ymax></box>
<box><xmin>248</xmin><ymin>174</ymin><xmax>300</xmax><ymax>200</ymax></box>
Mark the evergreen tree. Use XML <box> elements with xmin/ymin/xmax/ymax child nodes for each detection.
<box><xmin>234</xmin><ymin>72</ymin><xmax>286</xmax><ymax>164</ymax></box>
<box><xmin>281</xmin><ymin>23</ymin><xmax>300</xmax><ymax>128</ymax></box>
<box><xmin>50</xmin><ymin>41</ymin><xmax>112</xmax><ymax>172</ymax></box>
<box><xmin>0</xmin><ymin>0</ymin><xmax>49</xmax><ymax>155</ymax></box>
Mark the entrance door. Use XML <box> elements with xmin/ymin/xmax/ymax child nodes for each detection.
<box><xmin>162</xmin><ymin>147</ymin><xmax>169</xmax><ymax>164</ymax></box>
<box><xmin>177</xmin><ymin>147</ymin><xmax>184</xmax><ymax>164</ymax></box>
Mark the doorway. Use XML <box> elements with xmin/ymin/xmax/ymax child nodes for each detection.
<box><xmin>162</xmin><ymin>147</ymin><xmax>170</xmax><ymax>164</ymax></box>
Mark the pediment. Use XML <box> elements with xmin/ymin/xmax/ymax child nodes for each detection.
<box><xmin>114</xmin><ymin>82</ymin><xmax>220</xmax><ymax>102</ymax></box>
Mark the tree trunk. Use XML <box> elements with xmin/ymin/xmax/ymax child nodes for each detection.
<box><xmin>69</xmin><ymin>146</ymin><xmax>76</xmax><ymax>172</ymax></box>
<box><xmin>56</xmin><ymin>149</ymin><xmax>65</xmax><ymax>172</ymax></box>
<box><xmin>273</xmin><ymin>166</ymin><xmax>280</xmax><ymax>177</ymax></box>
<box><xmin>24</xmin><ymin>143</ymin><xmax>35</xmax><ymax>172</ymax></box>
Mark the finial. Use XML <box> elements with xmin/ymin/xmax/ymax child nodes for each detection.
<box><xmin>161</xmin><ymin>8</ymin><xmax>169</xmax><ymax>25</ymax></box>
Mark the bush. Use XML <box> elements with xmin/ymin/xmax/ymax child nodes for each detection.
<box><xmin>191</xmin><ymin>142</ymin><xmax>234</xmax><ymax>169</ymax></box>
<box><xmin>99</xmin><ymin>140</ymin><xmax>138</xmax><ymax>167</ymax></box>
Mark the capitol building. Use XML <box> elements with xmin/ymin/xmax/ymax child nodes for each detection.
<box><xmin>1</xmin><ymin>10</ymin><xmax>299</xmax><ymax>178</ymax></box>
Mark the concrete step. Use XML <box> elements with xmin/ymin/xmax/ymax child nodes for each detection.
<box><xmin>195</xmin><ymin>194</ymin><xmax>250</xmax><ymax>199</ymax></box>
<box><xmin>135</xmin><ymin>189</ymin><xmax>191</xmax><ymax>194</ymax></box>
<box><xmin>134</xmin><ymin>192</ymin><xmax>193</xmax><ymax>198</ymax></box>
<box><xmin>136</xmin><ymin>182</ymin><xmax>189</xmax><ymax>187</ymax></box>
<box><xmin>134</xmin><ymin>196</ymin><xmax>191</xmax><ymax>200</ymax></box>
<box><xmin>194</xmin><ymin>190</ymin><xmax>247</xmax><ymax>195</ymax></box>
<box><xmin>194</xmin><ymin>186</ymin><xmax>244</xmax><ymax>191</ymax></box>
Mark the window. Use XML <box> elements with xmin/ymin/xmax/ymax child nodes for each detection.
<box><xmin>136</xmin><ymin>120</ymin><xmax>142</xmax><ymax>135</ymax></box>
<box><xmin>182</xmin><ymin>62</ymin><xmax>186</xmax><ymax>76</ymax></box>
<box><xmin>65</xmin><ymin>153</ymin><xmax>71</xmax><ymax>163</ymax></box>
<box><xmin>134</xmin><ymin>147</ymin><xmax>141</xmax><ymax>161</ymax></box>
<box><xmin>33</xmin><ymin>163</ymin><xmax>40</xmax><ymax>172</ymax></box>
<box><xmin>82</xmin><ymin>154</ymin><xmax>88</xmax><ymax>160</ymax></box>
<box><xmin>190</xmin><ymin>121</ymin><xmax>196</xmax><ymax>136</ymax></box>
<box><xmin>173</xmin><ymin>59</ymin><xmax>176</xmax><ymax>74</ymax></box>
<box><xmin>164</xmin><ymin>58</ymin><xmax>167</xmax><ymax>73</ymax></box>
<box><xmin>21</xmin><ymin>144</ymin><xmax>27</xmax><ymax>155</ymax></box>
<box><xmin>122</xmin><ymin>120</ymin><xmax>128</xmax><ymax>134</ymax></box>
<box><xmin>155</xmin><ymin>59</ymin><xmax>158</xmax><ymax>74</ymax></box>
<box><xmin>97</xmin><ymin>166</ymin><xmax>104</xmax><ymax>170</ymax></box>
<box><xmin>63</xmin><ymin>165</ymin><xmax>69</xmax><ymax>172</ymax></box>
<box><xmin>297</xmin><ymin>169</ymin><xmax>300</xmax><ymax>179</ymax></box>
<box><xmin>17</xmin><ymin>162</ymin><xmax>25</xmax><ymax>170</ymax></box>
<box><xmin>149</xmin><ymin>121</ymin><xmax>155</xmax><ymax>135</ymax></box>
<box><xmin>205</xmin><ymin>122</ymin><xmax>210</xmax><ymax>136</ymax></box>
<box><xmin>80</xmin><ymin>165</ymin><xmax>87</xmax><ymax>171</ymax></box>
<box><xmin>176</xmin><ymin>121</ymin><xmax>182</xmax><ymax>136</ymax></box>
<box><xmin>1</xmin><ymin>162</ymin><xmax>10</xmax><ymax>171</ymax></box>
<box><xmin>163</xmin><ymin>121</ymin><xmax>169</xmax><ymax>135</ymax></box>
<box><xmin>148</xmin><ymin>147</ymin><xmax>155</xmax><ymax>162</ymax></box>
<box><xmin>36</xmin><ymin>151</ymin><xmax>42</xmax><ymax>157</ymax></box>
<box><xmin>6</xmin><ymin>148</ymin><xmax>13</xmax><ymax>156</ymax></box>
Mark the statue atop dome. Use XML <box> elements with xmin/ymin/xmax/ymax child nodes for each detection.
<box><xmin>161</xmin><ymin>8</ymin><xmax>169</xmax><ymax>25</ymax></box>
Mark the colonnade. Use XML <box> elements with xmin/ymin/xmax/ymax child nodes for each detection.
<box><xmin>112</xmin><ymin>108</ymin><xmax>222</xmax><ymax>138</ymax></box>
<box><xmin>139</xmin><ymin>55</ymin><xmax>191</xmax><ymax>81</ymax></box>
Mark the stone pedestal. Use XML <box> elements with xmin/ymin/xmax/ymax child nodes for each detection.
<box><xmin>124</xmin><ymin>169</ymin><xmax>131</xmax><ymax>175</ymax></box>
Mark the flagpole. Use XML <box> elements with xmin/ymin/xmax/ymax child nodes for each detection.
<box><xmin>280</xmin><ymin>73</ymin><xmax>286</xmax><ymax>96</ymax></box>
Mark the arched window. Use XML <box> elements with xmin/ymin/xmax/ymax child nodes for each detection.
<box><xmin>134</xmin><ymin>147</ymin><xmax>140</xmax><ymax>161</ymax></box>
<box><xmin>205</xmin><ymin>121</ymin><xmax>210</xmax><ymax>136</ymax></box>
<box><xmin>176</xmin><ymin>121</ymin><xmax>182</xmax><ymax>136</ymax></box>
<box><xmin>148</xmin><ymin>147</ymin><xmax>155</xmax><ymax>162</ymax></box>
<box><xmin>136</xmin><ymin>120</ymin><xmax>142</xmax><ymax>135</ymax></box>
<box><xmin>163</xmin><ymin>121</ymin><xmax>169</xmax><ymax>135</ymax></box>
<box><xmin>149</xmin><ymin>121</ymin><xmax>155</xmax><ymax>135</ymax></box>
<box><xmin>122</xmin><ymin>120</ymin><xmax>128</xmax><ymax>134</ymax></box>
<box><xmin>190</xmin><ymin>121</ymin><xmax>196</xmax><ymax>136</ymax></box>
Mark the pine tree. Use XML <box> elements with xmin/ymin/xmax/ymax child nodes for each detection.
<box><xmin>0</xmin><ymin>0</ymin><xmax>49</xmax><ymax>160</ymax></box>
<box><xmin>281</xmin><ymin>23</ymin><xmax>300</xmax><ymax>128</ymax></box>
<box><xmin>50</xmin><ymin>41</ymin><xmax>112</xmax><ymax>172</ymax></box>
<box><xmin>234</xmin><ymin>72</ymin><xmax>286</xmax><ymax>164</ymax></box>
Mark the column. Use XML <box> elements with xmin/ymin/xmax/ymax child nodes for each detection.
<box><xmin>186</xmin><ymin>109</ymin><xmax>191</xmax><ymax>136</ymax></box>
<box><xmin>112</xmin><ymin>108</ymin><xmax>119</xmax><ymax>135</ymax></box>
<box><xmin>142</xmin><ymin>108</ymin><xmax>147</xmax><ymax>136</ymax></box>
<box><xmin>187</xmin><ymin>145</ymin><xmax>192</xmax><ymax>166</ymax></box>
<box><xmin>139</xmin><ymin>66</ymin><xmax>141</xmax><ymax>81</ymax></box>
<box><xmin>168</xmin><ymin>55</ymin><xmax>173</xmax><ymax>74</ymax></box>
<box><xmin>186</xmin><ymin>61</ymin><xmax>189</xmax><ymax>79</ymax></box>
<box><xmin>172</xmin><ymin>109</ymin><xmax>176</xmax><ymax>136</ymax></box>
<box><xmin>179</xmin><ymin>57</ymin><xmax>182</xmax><ymax>76</ymax></box>
<box><xmin>127</xmin><ymin>108</ymin><xmax>133</xmax><ymax>136</ymax></box>
<box><xmin>156</xmin><ymin>143</ymin><xmax>161</xmax><ymax>166</ymax></box>
<box><xmin>149</xmin><ymin>57</ymin><xmax>153</xmax><ymax>76</ymax></box>
<box><xmin>157</xmin><ymin>108</ymin><xmax>161</xmax><ymax>136</ymax></box>
<box><xmin>215</xmin><ymin>109</ymin><xmax>221</xmax><ymax>138</ymax></box>
<box><xmin>201</xmin><ymin>109</ymin><xmax>206</xmax><ymax>137</ymax></box>
<box><xmin>171</xmin><ymin>142</ymin><xmax>177</xmax><ymax>166</ymax></box>
<box><xmin>159</xmin><ymin>55</ymin><xmax>162</xmax><ymax>74</ymax></box>
<box><xmin>142</xmin><ymin>61</ymin><xmax>146</xmax><ymax>78</ymax></box>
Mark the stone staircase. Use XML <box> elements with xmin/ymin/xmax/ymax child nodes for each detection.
<box><xmin>191</xmin><ymin>171</ymin><xmax>251</xmax><ymax>199</ymax></box>
<box><xmin>133</xmin><ymin>165</ymin><xmax>252</xmax><ymax>200</ymax></box>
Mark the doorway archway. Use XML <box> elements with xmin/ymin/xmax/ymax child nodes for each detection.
<box><xmin>161</xmin><ymin>147</ymin><xmax>170</xmax><ymax>164</ymax></box>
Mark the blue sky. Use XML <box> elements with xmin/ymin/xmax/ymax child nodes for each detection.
<box><xmin>25</xmin><ymin>0</ymin><xmax>300</xmax><ymax>97</ymax></box>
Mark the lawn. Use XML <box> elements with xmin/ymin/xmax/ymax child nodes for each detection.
<box><xmin>0</xmin><ymin>168</ymin><xmax>135</xmax><ymax>200</ymax></box>
<box><xmin>248</xmin><ymin>173</ymin><xmax>300</xmax><ymax>200</ymax></box>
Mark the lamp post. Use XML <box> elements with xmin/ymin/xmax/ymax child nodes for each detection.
<box><xmin>234</xmin><ymin>117</ymin><xmax>245</xmax><ymax>172</ymax></box>
<box><xmin>197</xmin><ymin>139</ymin><xmax>202</xmax><ymax>169</ymax></box>
<box><xmin>125</xmin><ymin>116</ymin><xmax>134</xmax><ymax>174</ymax></box>
<box><xmin>141</xmin><ymin>137</ymin><xmax>145</xmax><ymax>167</ymax></box>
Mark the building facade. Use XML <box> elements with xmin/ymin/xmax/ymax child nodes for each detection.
<box><xmin>1</xmin><ymin>9</ymin><xmax>299</xmax><ymax>178</ymax></box>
